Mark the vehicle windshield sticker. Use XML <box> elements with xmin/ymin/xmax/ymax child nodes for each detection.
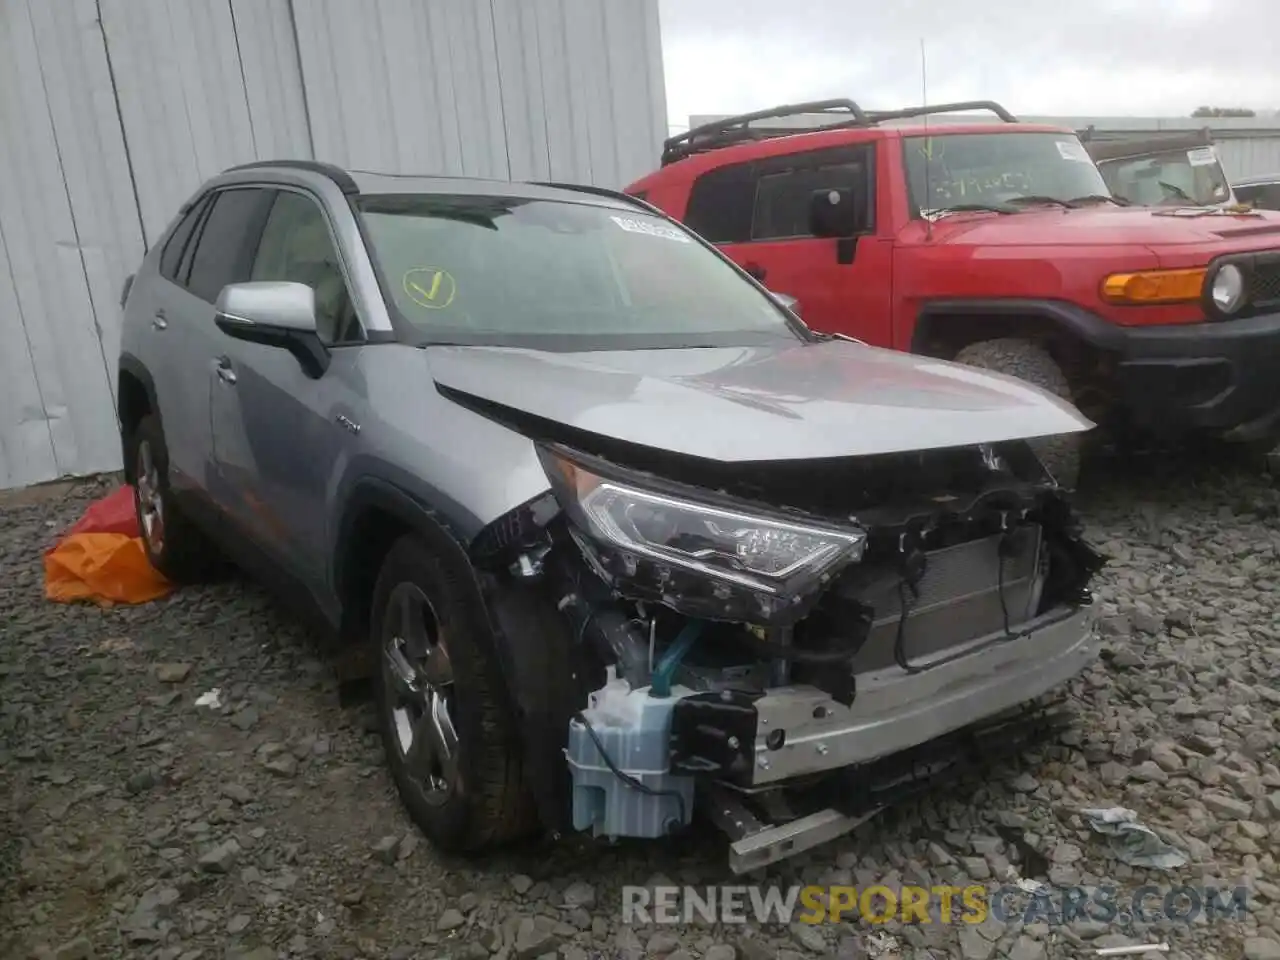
<box><xmin>403</xmin><ymin>267</ymin><xmax>457</xmax><ymax>309</ymax></box>
<box><xmin>1187</xmin><ymin>146</ymin><xmax>1218</xmax><ymax>167</ymax></box>
<box><xmin>610</xmin><ymin>215</ymin><xmax>691</xmax><ymax>242</ymax></box>
<box><xmin>1055</xmin><ymin>140</ymin><xmax>1093</xmax><ymax>163</ymax></box>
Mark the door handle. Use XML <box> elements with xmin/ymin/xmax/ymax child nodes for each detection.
<box><xmin>152</xmin><ymin>310</ymin><xmax>168</xmax><ymax>331</ymax></box>
<box><xmin>744</xmin><ymin>262</ymin><xmax>767</xmax><ymax>282</ymax></box>
<box><xmin>215</xmin><ymin>358</ymin><xmax>237</xmax><ymax>384</ymax></box>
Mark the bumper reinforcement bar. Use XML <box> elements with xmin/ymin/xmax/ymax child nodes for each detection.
<box><xmin>706</xmin><ymin>696</ymin><xmax>1075</xmax><ymax>874</ymax></box>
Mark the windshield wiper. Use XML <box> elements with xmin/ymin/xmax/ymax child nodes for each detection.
<box><xmin>1004</xmin><ymin>195</ymin><xmax>1073</xmax><ymax>209</ymax></box>
<box><xmin>1158</xmin><ymin>181</ymin><xmax>1196</xmax><ymax>203</ymax></box>
<box><xmin>926</xmin><ymin>203</ymin><xmax>1014</xmax><ymax>217</ymax></box>
<box><xmin>1067</xmin><ymin>194</ymin><xmax>1131</xmax><ymax>207</ymax></box>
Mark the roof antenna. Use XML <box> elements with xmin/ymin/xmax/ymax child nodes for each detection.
<box><xmin>921</xmin><ymin>37</ymin><xmax>934</xmax><ymax>242</ymax></box>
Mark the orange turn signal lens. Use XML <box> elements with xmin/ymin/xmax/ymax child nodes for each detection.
<box><xmin>1101</xmin><ymin>268</ymin><xmax>1206</xmax><ymax>304</ymax></box>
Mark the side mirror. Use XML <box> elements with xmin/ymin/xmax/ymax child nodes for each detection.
<box><xmin>214</xmin><ymin>281</ymin><xmax>329</xmax><ymax>378</ymax></box>
<box><xmin>808</xmin><ymin>188</ymin><xmax>863</xmax><ymax>239</ymax></box>
<box><xmin>768</xmin><ymin>290</ymin><xmax>801</xmax><ymax>317</ymax></box>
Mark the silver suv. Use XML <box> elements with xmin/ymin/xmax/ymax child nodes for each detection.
<box><xmin>117</xmin><ymin>160</ymin><xmax>1105</xmax><ymax>872</ymax></box>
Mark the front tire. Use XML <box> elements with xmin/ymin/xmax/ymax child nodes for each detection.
<box><xmin>371</xmin><ymin>534</ymin><xmax>530</xmax><ymax>853</ymax></box>
<box><xmin>128</xmin><ymin>414</ymin><xmax>220</xmax><ymax>582</ymax></box>
<box><xmin>953</xmin><ymin>338</ymin><xmax>1083</xmax><ymax>489</ymax></box>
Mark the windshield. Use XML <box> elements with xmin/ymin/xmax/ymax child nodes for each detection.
<box><xmin>902</xmin><ymin>132</ymin><xmax>1112</xmax><ymax>216</ymax></box>
<box><xmin>1096</xmin><ymin>149</ymin><xmax>1232</xmax><ymax>206</ymax></box>
<box><xmin>354</xmin><ymin>194</ymin><xmax>802</xmax><ymax>350</ymax></box>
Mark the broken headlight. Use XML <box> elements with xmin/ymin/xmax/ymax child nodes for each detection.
<box><xmin>538</xmin><ymin>445</ymin><xmax>867</xmax><ymax>623</ymax></box>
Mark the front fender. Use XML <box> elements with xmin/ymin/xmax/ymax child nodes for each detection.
<box><xmin>911</xmin><ymin>299</ymin><xmax>1129</xmax><ymax>354</ymax></box>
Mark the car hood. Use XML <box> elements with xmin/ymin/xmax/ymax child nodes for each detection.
<box><xmin>925</xmin><ymin>205</ymin><xmax>1280</xmax><ymax>248</ymax></box>
<box><xmin>425</xmin><ymin>339</ymin><xmax>1093</xmax><ymax>462</ymax></box>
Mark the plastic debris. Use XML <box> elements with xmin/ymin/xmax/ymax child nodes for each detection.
<box><xmin>1016</xmin><ymin>877</ymin><xmax>1052</xmax><ymax>896</ymax></box>
<box><xmin>867</xmin><ymin>932</ymin><xmax>900</xmax><ymax>958</ymax></box>
<box><xmin>1081</xmin><ymin>807</ymin><xmax>1188</xmax><ymax>870</ymax></box>
<box><xmin>1095</xmin><ymin>944</ymin><xmax>1169</xmax><ymax>956</ymax></box>
<box><xmin>194</xmin><ymin>688</ymin><xmax>223</xmax><ymax>709</ymax></box>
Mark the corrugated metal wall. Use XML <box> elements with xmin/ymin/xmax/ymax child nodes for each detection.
<box><xmin>0</xmin><ymin>0</ymin><xmax>667</xmax><ymax>490</ymax></box>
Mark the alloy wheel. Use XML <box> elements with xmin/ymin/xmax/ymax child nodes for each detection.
<box><xmin>381</xmin><ymin>582</ymin><xmax>459</xmax><ymax>805</ymax></box>
<box><xmin>135</xmin><ymin>440</ymin><xmax>166</xmax><ymax>555</ymax></box>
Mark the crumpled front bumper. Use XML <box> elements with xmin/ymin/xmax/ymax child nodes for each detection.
<box><xmin>749</xmin><ymin>603</ymin><xmax>1099</xmax><ymax>786</ymax></box>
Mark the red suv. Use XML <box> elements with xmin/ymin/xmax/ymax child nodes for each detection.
<box><xmin>625</xmin><ymin>99</ymin><xmax>1280</xmax><ymax>486</ymax></box>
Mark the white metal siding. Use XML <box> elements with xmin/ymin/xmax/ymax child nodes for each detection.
<box><xmin>0</xmin><ymin>0</ymin><xmax>667</xmax><ymax>490</ymax></box>
<box><xmin>291</xmin><ymin>0</ymin><xmax>667</xmax><ymax>187</ymax></box>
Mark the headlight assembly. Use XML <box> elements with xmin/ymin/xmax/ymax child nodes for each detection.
<box><xmin>1209</xmin><ymin>262</ymin><xmax>1246</xmax><ymax>316</ymax></box>
<box><xmin>538</xmin><ymin>446</ymin><xmax>867</xmax><ymax>622</ymax></box>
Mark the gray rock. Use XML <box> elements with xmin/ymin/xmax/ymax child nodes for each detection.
<box><xmin>704</xmin><ymin>947</ymin><xmax>737</xmax><ymax>960</ymax></box>
<box><xmin>958</xmin><ymin>927</ymin><xmax>996</xmax><ymax>960</ymax></box>
<box><xmin>1008</xmin><ymin>935</ymin><xmax>1046</xmax><ymax>960</ymax></box>
<box><xmin>511</xmin><ymin>874</ymin><xmax>534</xmax><ymax>895</ymax></box>
<box><xmin>154</xmin><ymin>663</ymin><xmax>193</xmax><ymax>683</ymax></box>
<box><xmin>221</xmin><ymin>782</ymin><xmax>253</xmax><ymax>805</ymax></box>
<box><xmin>1009</xmin><ymin>772</ymin><xmax>1040</xmax><ymax>793</ymax></box>
<box><xmin>372</xmin><ymin>835</ymin><xmax>399</xmax><ymax>864</ymax></box>
<box><xmin>789</xmin><ymin>922</ymin><xmax>827</xmax><ymax>953</ymax></box>
<box><xmin>230</xmin><ymin>707</ymin><xmax>259</xmax><ymax>730</ymax></box>
<box><xmin>1245</xmin><ymin>938</ymin><xmax>1280</xmax><ymax>960</ymax></box>
<box><xmin>646</xmin><ymin>933</ymin><xmax>681</xmax><ymax>955</ymax></box>
<box><xmin>515</xmin><ymin>917</ymin><xmax>560</xmax><ymax>959</ymax></box>
<box><xmin>438</xmin><ymin>908</ymin><xmax>467</xmax><ymax>931</ymax></box>
<box><xmin>1203</xmin><ymin>792</ymin><xmax>1254</xmax><ymax>819</ymax></box>
<box><xmin>197</xmin><ymin>839</ymin><xmax>240</xmax><ymax>873</ymax></box>
<box><xmin>226</xmin><ymin>913</ymin><xmax>251</xmax><ymax>934</ymax></box>
<box><xmin>562</xmin><ymin>880</ymin><xmax>596</xmax><ymax>908</ymax></box>
<box><xmin>396</xmin><ymin>831</ymin><xmax>419</xmax><ymax>861</ymax></box>
<box><xmin>52</xmin><ymin>937</ymin><xmax>94</xmax><ymax>960</ymax></box>
<box><xmin>261</xmin><ymin>754</ymin><xmax>298</xmax><ymax>778</ymax></box>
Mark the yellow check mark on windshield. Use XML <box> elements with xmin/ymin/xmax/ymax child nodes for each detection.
<box><xmin>403</xmin><ymin>267</ymin><xmax>456</xmax><ymax>309</ymax></box>
<box><xmin>410</xmin><ymin>272</ymin><xmax>443</xmax><ymax>301</ymax></box>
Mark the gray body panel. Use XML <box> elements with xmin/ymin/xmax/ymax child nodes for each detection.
<box><xmin>426</xmin><ymin>340</ymin><xmax>1092</xmax><ymax>461</ymax></box>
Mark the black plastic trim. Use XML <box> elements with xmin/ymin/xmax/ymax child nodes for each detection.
<box><xmin>912</xmin><ymin>298</ymin><xmax>1130</xmax><ymax>352</ymax></box>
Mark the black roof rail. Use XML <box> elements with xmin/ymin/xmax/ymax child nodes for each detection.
<box><xmin>863</xmin><ymin>100</ymin><xmax>1018</xmax><ymax>124</ymax></box>
<box><xmin>662</xmin><ymin>98</ymin><xmax>872</xmax><ymax>166</ymax></box>
<box><xmin>223</xmin><ymin>159</ymin><xmax>359</xmax><ymax>195</ymax></box>
<box><xmin>529</xmin><ymin>180</ymin><xmax>663</xmax><ymax>214</ymax></box>
<box><xmin>660</xmin><ymin>98</ymin><xmax>1019</xmax><ymax>166</ymax></box>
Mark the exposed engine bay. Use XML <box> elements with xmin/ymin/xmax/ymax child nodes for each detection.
<box><xmin>471</xmin><ymin>432</ymin><xmax>1105</xmax><ymax>873</ymax></box>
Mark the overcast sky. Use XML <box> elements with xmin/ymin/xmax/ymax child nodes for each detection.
<box><xmin>658</xmin><ymin>0</ymin><xmax>1279</xmax><ymax>130</ymax></box>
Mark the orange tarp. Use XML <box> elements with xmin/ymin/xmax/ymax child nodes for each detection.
<box><xmin>44</xmin><ymin>485</ymin><xmax>173</xmax><ymax>605</ymax></box>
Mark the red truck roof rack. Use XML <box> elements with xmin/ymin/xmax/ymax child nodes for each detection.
<box><xmin>661</xmin><ymin>99</ymin><xmax>1019</xmax><ymax>166</ymax></box>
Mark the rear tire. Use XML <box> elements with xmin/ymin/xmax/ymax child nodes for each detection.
<box><xmin>128</xmin><ymin>414</ymin><xmax>220</xmax><ymax>583</ymax></box>
<box><xmin>371</xmin><ymin>534</ymin><xmax>531</xmax><ymax>854</ymax></box>
<box><xmin>953</xmin><ymin>338</ymin><xmax>1082</xmax><ymax>490</ymax></box>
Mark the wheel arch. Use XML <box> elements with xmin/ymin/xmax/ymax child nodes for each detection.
<box><xmin>910</xmin><ymin>298</ymin><xmax>1127</xmax><ymax>361</ymax></box>
<box><xmin>117</xmin><ymin>354</ymin><xmax>160</xmax><ymax>484</ymax></box>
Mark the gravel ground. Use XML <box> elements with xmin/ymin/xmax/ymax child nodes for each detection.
<box><xmin>2</xmin><ymin>459</ymin><xmax>1279</xmax><ymax>960</ymax></box>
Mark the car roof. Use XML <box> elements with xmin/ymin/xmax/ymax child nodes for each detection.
<box><xmin>630</xmin><ymin>121</ymin><xmax>1075</xmax><ymax>187</ymax></box>
<box><xmin>204</xmin><ymin>160</ymin><xmax>645</xmax><ymax>212</ymax></box>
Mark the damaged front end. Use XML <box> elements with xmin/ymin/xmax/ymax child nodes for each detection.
<box><xmin>471</xmin><ymin>436</ymin><xmax>1105</xmax><ymax>873</ymax></box>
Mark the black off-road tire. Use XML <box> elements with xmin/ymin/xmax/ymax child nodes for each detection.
<box><xmin>127</xmin><ymin>414</ymin><xmax>221</xmax><ymax>583</ymax></box>
<box><xmin>371</xmin><ymin>534</ymin><xmax>531</xmax><ymax>854</ymax></box>
<box><xmin>953</xmin><ymin>338</ymin><xmax>1082</xmax><ymax>489</ymax></box>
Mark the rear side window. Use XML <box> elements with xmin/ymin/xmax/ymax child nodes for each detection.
<box><xmin>158</xmin><ymin>194</ymin><xmax>210</xmax><ymax>282</ymax></box>
<box><xmin>684</xmin><ymin>164</ymin><xmax>756</xmax><ymax>244</ymax></box>
<box><xmin>186</xmin><ymin>188</ymin><xmax>269</xmax><ymax>304</ymax></box>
